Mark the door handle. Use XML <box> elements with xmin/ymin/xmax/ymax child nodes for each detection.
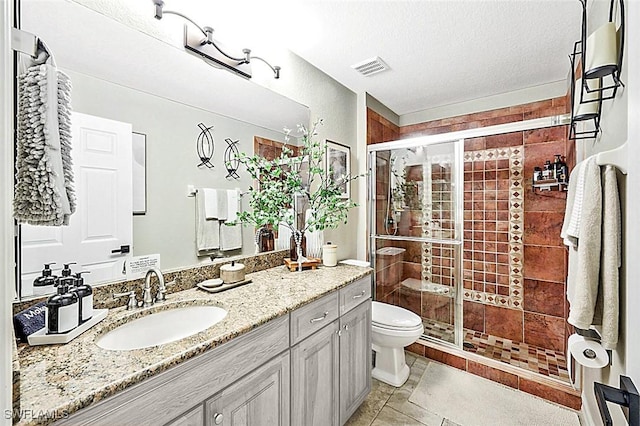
<box><xmin>111</xmin><ymin>245</ymin><xmax>130</xmax><ymax>254</ymax></box>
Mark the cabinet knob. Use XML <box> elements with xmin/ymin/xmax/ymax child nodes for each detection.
<box><xmin>214</xmin><ymin>412</ymin><xmax>223</xmax><ymax>425</ymax></box>
<box><xmin>344</xmin><ymin>324</ymin><xmax>349</xmax><ymax>331</ymax></box>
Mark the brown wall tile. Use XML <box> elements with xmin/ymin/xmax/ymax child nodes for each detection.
<box><xmin>398</xmin><ymin>287</ymin><xmax>421</xmax><ymax>316</ymax></box>
<box><xmin>424</xmin><ymin>347</ymin><xmax>467</xmax><ymax>370</ymax></box>
<box><xmin>524</xmin><ymin>126</ymin><xmax>568</xmax><ymax>145</ymax></box>
<box><xmin>467</xmin><ymin>360</ymin><xmax>519</xmax><ymax>388</ymax></box>
<box><xmin>485</xmin><ymin>305</ymin><xmax>523</xmax><ymax>342</ymax></box>
<box><xmin>523</xmin><ymin>140</ymin><xmax>567</xmax><ymax>179</ymax></box>
<box><xmin>484</xmin><ymin>132</ymin><xmax>523</xmax><ymax>149</ymax></box>
<box><xmin>523</xmin><ymin>279</ymin><xmax>565</xmax><ymax>317</ymax></box>
<box><xmin>524</xmin><ymin>211</ymin><xmax>565</xmax><ymax>247</ymax></box>
<box><xmin>524</xmin><ymin>312</ymin><xmax>566</xmax><ymax>352</ymax></box>
<box><xmin>463</xmin><ymin>300</ymin><xmax>485</xmax><ymax>333</ymax></box>
<box><xmin>406</xmin><ymin>342</ymin><xmax>425</xmax><ymax>357</ymax></box>
<box><xmin>518</xmin><ymin>378</ymin><xmax>582</xmax><ymax>410</ymax></box>
<box><xmin>523</xmin><ymin>245</ymin><xmax>566</xmax><ymax>283</ymax></box>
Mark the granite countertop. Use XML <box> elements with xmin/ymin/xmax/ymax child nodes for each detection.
<box><xmin>16</xmin><ymin>264</ymin><xmax>372</xmax><ymax>425</ymax></box>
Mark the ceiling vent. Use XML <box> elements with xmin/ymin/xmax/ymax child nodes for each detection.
<box><xmin>351</xmin><ymin>56</ymin><xmax>390</xmax><ymax>77</ymax></box>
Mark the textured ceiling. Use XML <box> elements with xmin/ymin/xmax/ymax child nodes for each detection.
<box><xmin>278</xmin><ymin>1</ymin><xmax>583</xmax><ymax>115</ymax></box>
<box><xmin>31</xmin><ymin>1</ymin><xmax>583</xmax><ymax>118</ymax></box>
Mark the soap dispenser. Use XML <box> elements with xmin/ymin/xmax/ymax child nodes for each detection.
<box><xmin>60</xmin><ymin>262</ymin><xmax>77</xmax><ymax>278</ymax></box>
<box><xmin>33</xmin><ymin>263</ymin><xmax>58</xmax><ymax>294</ymax></box>
<box><xmin>45</xmin><ymin>276</ymin><xmax>79</xmax><ymax>334</ymax></box>
<box><xmin>72</xmin><ymin>271</ymin><xmax>93</xmax><ymax>323</ymax></box>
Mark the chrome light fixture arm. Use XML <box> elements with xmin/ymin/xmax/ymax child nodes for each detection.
<box><xmin>152</xmin><ymin>0</ymin><xmax>280</xmax><ymax>78</ymax></box>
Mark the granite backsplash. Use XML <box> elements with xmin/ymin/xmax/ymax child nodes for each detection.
<box><xmin>12</xmin><ymin>249</ymin><xmax>288</xmax><ymax>317</ymax></box>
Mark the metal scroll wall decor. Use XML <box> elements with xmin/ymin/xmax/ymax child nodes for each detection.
<box><xmin>196</xmin><ymin>122</ymin><xmax>215</xmax><ymax>168</ymax></box>
<box><xmin>224</xmin><ymin>138</ymin><xmax>241</xmax><ymax>180</ymax></box>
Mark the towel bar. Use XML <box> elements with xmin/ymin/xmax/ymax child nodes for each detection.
<box><xmin>595</xmin><ymin>376</ymin><xmax>639</xmax><ymax>426</ymax></box>
<box><xmin>595</xmin><ymin>141</ymin><xmax>628</xmax><ymax>174</ymax></box>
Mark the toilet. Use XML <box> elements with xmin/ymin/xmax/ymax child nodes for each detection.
<box><xmin>371</xmin><ymin>301</ymin><xmax>424</xmax><ymax>387</ymax></box>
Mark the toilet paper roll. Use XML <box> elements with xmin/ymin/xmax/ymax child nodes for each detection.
<box><xmin>568</xmin><ymin>334</ymin><xmax>609</xmax><ymax>369</ymax></box>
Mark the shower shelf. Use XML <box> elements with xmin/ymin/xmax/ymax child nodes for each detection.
<box><xmin>532</xmin><ymin>180</ymin><xmax>568</xmax><ymax>192</ymax></box>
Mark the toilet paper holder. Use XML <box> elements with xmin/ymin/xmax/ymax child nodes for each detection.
<box><xmin>574</xmin><ymin>326</ymin><xmax>612</xmax><ymax>366</ymax></box>
<box><xmin>595</xmin><ymin>376</ymin><xmax>639</xmax><ymax>426</ymax></box>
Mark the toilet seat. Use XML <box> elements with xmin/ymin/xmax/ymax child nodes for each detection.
<box><xmin>372</xmin><ymin>301</ymin><xmax>422</xmax><ymax>329</ymax></box>
<box><xmin>372</xmin><ymin>322</ymin><xmax>424</xmax><ymax>338</ymax></box>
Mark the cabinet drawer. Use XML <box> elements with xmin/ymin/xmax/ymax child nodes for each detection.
<box><xmin>339</xmin><ymin>276</ymin><xmax>371</xmax><ymax>315</ymax></box>
<box><xmin>290</xmin><ymin>292</ymin><xmax>339</xmax><ymax>345</ymax></box>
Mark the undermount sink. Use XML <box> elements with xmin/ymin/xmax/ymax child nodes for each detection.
<box><xmin>97</xmin><ymin>305</ymin><xmax>228</xmax><ymax>351</ymax></box>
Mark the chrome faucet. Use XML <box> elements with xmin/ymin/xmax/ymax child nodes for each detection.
<box><xmin>143</xmin><ymin>268</ymin><xmax>165</xmax><ymax>307</ymax></box>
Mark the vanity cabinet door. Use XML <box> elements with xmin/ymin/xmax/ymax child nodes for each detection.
<box><xmin>165</xmin><ymin>404</ymin><xmax>204</xmax><ymax>426</ymax></box>
<box><xmin>291</xmin><ymin>320</ymin><xmax>340</xmax><ymax>426</ymax></box>
<box><xmin>205</xmin><ymin>352</ymin><xmax>290</xmax><ymax>426</ymax></box>
<box><xmin>339</xmin><ymin>300</ymin><xmax>372</xmax><ymax>424</ymax></box>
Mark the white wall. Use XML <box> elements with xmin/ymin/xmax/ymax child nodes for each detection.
<box><xmin>255</xmin><ymin>51</ymin><xmax>360</xmax><ymax>260</ymax></box>
<box><xmin>66</xmin><ymin>69</ymin><xmax>285</xmax><ymax>272</ymax></box>
<box><xmin>579</xmin><ymin>1</ymin><xmax>639</xmax><ymax>425</ymax></box>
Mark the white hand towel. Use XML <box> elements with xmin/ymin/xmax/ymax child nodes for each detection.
<box><xmin>226</xmin><ymin>189</ymin><xmax>239</xmax><ymax>222</ymax></box>
<box><xmin>561</xmin><ymin>160</ymin><xmax>587</xmax><ymax>247</ymax></box>
<box><xmin>566</xmin><ymin>157</ymin><xmax>602</xmax><ymax>331</ymax></box>
<box><xmin>196</xmin><ymin>188</ymin><xmax>220</xmax><ymax>254</ymax></box>
<box><xmin>216</xmin><ymin>189</ymin><xmax>228</xmax><ymax>221</ymax></box>
<box><xmin>202</xmin><ymin>188</ymin><xmax>218</xmax><ymax>219</ymax></box>
<box><xmin>595</xmin><ymin>165</ymin><xmax>620</xmax><ymax>349</ymax></box>
<box><xmin>220</xmin><ymin>222</ymin><xmax>242</xmax><ymax>251</ymax></box>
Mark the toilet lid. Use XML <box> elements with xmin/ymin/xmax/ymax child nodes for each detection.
<box><xmin>372</xmin><ymin>301</ymin><xmax>422</xmax><ymax>329</ymax></box>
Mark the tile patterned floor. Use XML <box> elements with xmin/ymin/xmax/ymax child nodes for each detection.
<box><xmin>346</xmin><ymin>352</ymin><xmax>578</xmax><ymax>426</ymax></box>
<box><xmin>422</xmin><ymin>319</ymin><xmax>570</xmax><ymax>383</ymax></box>
<box><xmin>347</xmin><ymin>352</ymin><xmax>458</xmax><ymax>426</ymax></box>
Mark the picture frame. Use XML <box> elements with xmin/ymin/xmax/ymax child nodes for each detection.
<box><xmin>325</xmin><ymin>140</ymin><xmax>350</xmax><ymax>199</ymax></box>
<box><xmin>132</xmin><ymin>132</ymin><xmax>147</xmax><ymax>215</ymax></box>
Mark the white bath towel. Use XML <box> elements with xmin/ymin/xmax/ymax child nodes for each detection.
<box><xmin>14</xmin><ymin>41</ymin><xmax>75</xmax><ymax>226</ymax></box>
<box><xmin>202</xmin><ymin>188</ymin><xmax>218</xmax><ymax>219</ymax></box>
<box><xmin>594</xmin><ymin>165</ymin><xmax>620</xmax><ymax>349</ymax></box>
<box><xmin>566</xmin><ymin>157</ymin><xmax>602</xmax><ymax>331</ymax></box>
<box><xmin>220</xmin><ymin>190</ymin><xmax>242</xmax><ymax>251</ymax></box>
<box><xmin>196</xmin><ymin>188</ymin><xmax>220</xmax><ymax>254</ymax></box>
<box><xmin>561</xmin><ymin>160</ymin><xmax>588</xmax><ymax>247</ymax></box>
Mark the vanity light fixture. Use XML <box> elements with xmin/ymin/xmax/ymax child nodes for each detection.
<box><xmin>153</xmin><ymin>0</ymin><xmax>281</xmax><ymax>80</ymax></box>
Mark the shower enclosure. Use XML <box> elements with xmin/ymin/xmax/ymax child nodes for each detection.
<box><xmin>368</xmin><ymin>115</ymin><xmax>574</xmax><ymax>387</ymax></box>
<box><xmin>368</xmin><ymin>138</ymin><xmax>464</xmax><ymax>348</ymax></box>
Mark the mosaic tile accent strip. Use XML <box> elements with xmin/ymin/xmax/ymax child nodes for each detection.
<box><xmin>462</xmin><ymin>147</ymin><xmax>524</xmax><ymax>310</ymax></box>
<box><xmin>421</xmin><ymin>318</ymin><xmax>569</xmax><ymax>383</ymax></box>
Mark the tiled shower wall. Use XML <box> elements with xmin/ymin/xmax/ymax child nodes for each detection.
<box><xmin>369</xmin><ymin>97</ymin><xmax>574</xmax><ymax>353</ymax></box>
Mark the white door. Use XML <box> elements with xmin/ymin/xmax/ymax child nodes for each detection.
<box><xmin>20</xmin><ymin>112</ymin><xmax>133</xmax><ymax>296</ymax></box>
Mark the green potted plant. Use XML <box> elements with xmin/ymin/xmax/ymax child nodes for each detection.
<box><xmin>231</xmin><ymin>119</ymin><xmax>362</xmax><ymax>271</ymax></box>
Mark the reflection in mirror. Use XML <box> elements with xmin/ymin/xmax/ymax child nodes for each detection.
<box><xmin>16</xmin><ymin>0</ymin><xmax>309</xmax><ymax>299</ymax></box>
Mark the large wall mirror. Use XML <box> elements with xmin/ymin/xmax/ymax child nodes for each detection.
<box><xmin>16</xmin><ymin>0</ymin><xmax>310</xmax><ymax>299</ymax></box>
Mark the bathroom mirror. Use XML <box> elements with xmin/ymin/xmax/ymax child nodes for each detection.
<box><xmin>16</xmin><ymin>0</ymin><xmax>310</xmax><ymax>299</ymax></box>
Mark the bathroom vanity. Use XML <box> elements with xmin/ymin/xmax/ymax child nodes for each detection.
<box><xmin>16</xmin><ymin>265</ymin><xmax>372</xmax><ymax>426</ymax></box>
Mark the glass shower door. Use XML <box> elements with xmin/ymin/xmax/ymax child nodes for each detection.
<box><xmin>368</xmin><ymin>139</ymin><xmax>463</xmax><ymax>347</ymax></box>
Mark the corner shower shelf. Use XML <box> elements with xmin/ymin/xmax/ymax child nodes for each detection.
<box><xmin>532</xmin><ymin>180</ymin><xmax>568</xmax><ymax>192</ymax></box>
